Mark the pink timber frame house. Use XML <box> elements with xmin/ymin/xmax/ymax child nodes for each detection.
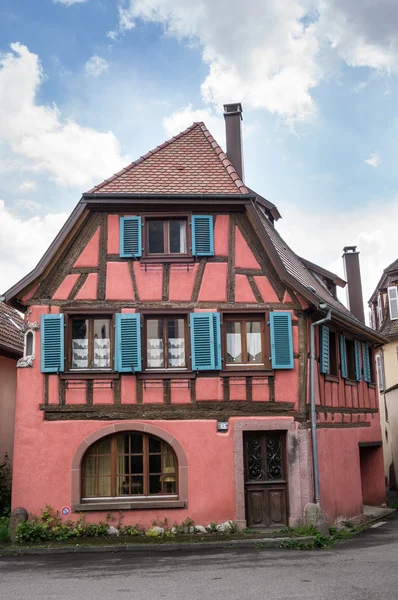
<box><xmin>5</xmin><ymin>103</ymin><xmax>386</xmax><ymax>528</ymax></box>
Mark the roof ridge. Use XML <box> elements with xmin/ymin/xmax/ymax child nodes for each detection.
<box><xmin>87</xmin><ymin>122</ymin><xmax>203</xmax><ymax>194</ymax></box>
<box><xmin>196</xmin><ymin>122</ymin><xmax>249</xmax><ymax>194</ymax></box>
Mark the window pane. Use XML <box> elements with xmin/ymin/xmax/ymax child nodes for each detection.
<box><xmin>150</xmin><ymin>475</ymin><xmax>162</xmax><ymax>495</ymax></box>
<box><xmin>130</xmin><ymin>454</ymin><xmax>143</xmax><ymax>474</ymax></box>
<box><xmin>93</xmin><ymin>319</ymin><xmax>111</xmax><ymax>368</ymax></box>
<box><xmin>147</xmin><ymin>319</ymin><xmax>165</xmax><ymax>368</ymax></box>
<box><xmin>226</xmin><ymin>321</ymin><xmax>242</xmax><ymax>363</ymax></box>
<box><xmin>71</xmin><ymin>319</ymin><xmax>89</xmax><ymax>368</ymax></box>
<box><xmin>98</xmin><ymin>477</ymin><xmax>111</xmax><ymax>496</ymax></box>
<box><xmin>130</xmin><ymin>433</ymin><xmax>143</xmax><ymax>454</ymax></box>
<box><xmin>149</xmin><ymin>454</ymin><xmax>162</xmax><ymax>474</ymax></box>
<box><xmin>25</xmin><ymin>331</ymin><xmax>34</xmax><ymax>356</ymax></box>
<box><xmin>97</xmin><ymin>455</ymin><xmax>111</xmax><ymax>476</ymax></box>
<box><xmin>162</xmin><ymin>449</ymin><xmax>176</xmax><ymax>494</ymax></box>
<box><xmin>169</xmin><ymin>220</ymin><xmax>186</xmax><ymax>253</ymax></box>
<box><xmin>149</xmin><ymin>436</ymin><xmax>161</xmax><ymax>453</ymax></box>
<box><xmin>246</xmin><ymin>322</ymin><xmax>262</xmax><ymax>362</ymax></box>
<box><xmin>96</xmin><ymin>438</ymin><xmax>111</xmax><ymax>454</ymax></box>
<box><xmin>148</xmin><ymin>220</ymin><xmax>165</xmax><ymax>254</ymax></box>
<box><xmin>167</xmin><ymin>318</ymin><xmax>186</xmax><ymax>368</ymax></box>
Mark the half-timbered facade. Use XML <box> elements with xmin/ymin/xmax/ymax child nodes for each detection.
<box><xmin>5</xmin><ymin>104</ymin><xmax>386</xmax><ymax>527</ymax></box>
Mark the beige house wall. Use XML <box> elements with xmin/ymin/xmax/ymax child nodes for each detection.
<box><xmin>0</xmin><ymin>355</ymin><xmax>18</xmax><ymax>464</ymax></box>
<box><xmin>377</xmin><ymin>342</ymin><xmax>398</xmax><ymax>488</ymax></box>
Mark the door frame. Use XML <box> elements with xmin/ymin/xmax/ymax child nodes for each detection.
<box><xmin>233</xmin><ymin>418</ymin><xmax>312</xmax><ymax>529</ymax></box>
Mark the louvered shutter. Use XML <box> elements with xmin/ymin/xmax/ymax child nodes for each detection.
<box><xmin>362</xmin><ymin>342</ymin><xmax>371</xmax><ymax>383</ymax></box>
<box><xmin>320</xmin><ymin>325</ymin><xmax>330</xmax><ymax>374</ymax></box>
<box><xmin>190</xmin><ymin>312</ymin><xmax>221</xmax><ymax>371</ymax></box>
<box><xmin>376</xmin><ymin>354</ymin><xmax>384</xmax><ymax>391</ymax></box>
<box><xmin>270</xmin><ymin>312</ymin><xmax>293</xmax><ymax>369</ymax></box>
<box><xmin>354</xmin><ymin>341</ymin><xmax>362</xmax><ymax>381</ymax></box>
<box><xmin>339</xmin><ymin>335</ymin><xmax>347</xmax><ymax>379</ymax></box>
<box><xmin>115</xmin><ymin>313</ymin><xmax>142</xmax><ymax>372</ymax></box>
<box><xmin>40</xmin><ymin>314</ymin><xmax>64</xmax><ymax>373</ymax></box>
<box><xmin>191</xmin><ymin>216</ymin><xmax>214</xmax><ymax>256</ymax></box>
<box><xmin>388</xmin><ymin>287</ymin><xmax>398</xmax><ymax>320</ymax></box>
<box><xmin>120</xmin><ymin>217</ymin><xmax>142</xmax><ymax>258</ymax></box>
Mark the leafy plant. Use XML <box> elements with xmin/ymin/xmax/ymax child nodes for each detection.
<box><xmin>0</xmin><ymin>517</ymin><xmax>9</xmax><ymax>543</ymax></box>
<box><xmin>0</xmin><ymin>454</ymin><xmax>11</xmax><ymax>517</ymax></box>
<box><xmin>292</xmin><ymin>524</ymin><xmax>319</xmax><ymax>537</ymax></box>
<box><xmin>121</xmin><ymin>525</ymin><xmax>142</xmax><ymax>536</ymax></box>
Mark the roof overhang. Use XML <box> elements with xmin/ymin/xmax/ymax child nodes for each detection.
<box><xmin>299</xmin><ymin>257</ymin><xmax>346</xmax><ymax>288</ymax></box>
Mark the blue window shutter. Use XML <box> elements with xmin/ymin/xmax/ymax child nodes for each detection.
<box><xmin>270</xmin><ymin>312</ymin><xmax>294</xmax><ymax>369</ymax></box>
<box><xmin>120</xmin><ymin>216</ymin><xmax>142</xmax><ymax>258</ymax></box>
<box><xmin>320</xmin><ymin>325</ymin><xmax>330</xmax><ymax>374</ymax></box>
<box><xmin>115</xmin><ymin>313</ymin><xmax>142</xmax><ymax>372</ymax></box>
<box><xmin>190</xmin><ymin>312</ymin><xmax>220</xmax><ymax>370</ymax></box>
<box><xmin>40</xmin><ymin>314</ymin><xmax>64</xmax><ymax>373</ymax></box>
<box><xmin>362</xmin><ymin>342</ymin><xmax>371</xmax><ymax>383</ymax></box>
<box><xmin>191</xmin><ymin>216</ymin><xmax>214</xmax><ymax>256</ymax></box>
<box><xmin>354</xmin><ymin>341</ymin><xmax>362</xmax><ymax>381</ymax></box>
<box><xmin>339</xmin><ymin>335</ymin><xmax>347</xmax><ymax>379</ymax></box>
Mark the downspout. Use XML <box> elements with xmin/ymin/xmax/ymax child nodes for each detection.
<box><xmin>310</xmin><ymin>303</ymin><xmax>332</xmax><ymax>506</ymax></box>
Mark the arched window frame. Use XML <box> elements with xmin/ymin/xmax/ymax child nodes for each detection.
<box><xmin>71</xmin><ymin>424</ymin><xmax>188</xmax><ymax>512</ymax></box>
<box><xmin>24</xmin><ymin>330</ymin><xmax>35</xmax><ymax>359</ymax></box>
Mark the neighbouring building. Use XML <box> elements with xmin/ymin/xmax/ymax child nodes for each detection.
<box><xmin>369</xmin><ymin>259</ymin><xmax>398</xmax><ymax>490</ymax></box>
<box><xmin>0</xmin><ymin>302</ymin><xmax>23</xmax><ymax>465</ymax></box>
<box><xmin>5</xmin><ymin>104</ymin><xmax>386</xmax><ymax>528</ymax></box>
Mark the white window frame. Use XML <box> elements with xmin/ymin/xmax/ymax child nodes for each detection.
<box><xmin>377</xmin><ymin>294</ymin><xmax>383</xmax><ymax>327</ymax></box>
<box><xmin>387</xmin><ymin>286</ymin><xmax>398</xmax><ymax>321</ymax></box>
<box><xmin>23</xmin><ymin>330</ymin><xmax>36</xmax><ymax>359</ymax></box>
<box><xmin>376</xmin><ymin>353</ymin><xmax>384</xmax><ymax>392</ymax></box>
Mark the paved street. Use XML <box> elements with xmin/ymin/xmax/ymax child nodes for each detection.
<box><xmin>1</xmin><ymin>514</ymin><xmax>398</xmax><ymax>600</ymax></box>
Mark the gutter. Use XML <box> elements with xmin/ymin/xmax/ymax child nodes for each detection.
<box><xmin>310</xmin><ymin>303</ymin><xmax>332</xmax><ymax>506</ymax></box>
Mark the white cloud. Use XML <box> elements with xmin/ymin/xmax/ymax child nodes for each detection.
<box><xmin>116</xmin><ymin>0</ymin><xmax>398</xmax><ymax>122</ymax></box>
<box><xmin>0</xmin><ymin>43</ymin><xmax>129</xmax><ymax>188</ymax></box>
<box><xmin>162</xmin><ymin>105</ymin><xmax>225</xmax><ymax>145</ymax></box>
<box><xmin>0</xmin><ymin>200</ymin><xmax>68</xmax><ymax>293</ymax></box>
<box><xmin>364</xmin><ymin>152</ymin><xmax>381</xmax><ymax>168</ymax></box>
<box><xmin>53</xmin><ymin>0</ymin><xmax>88</xmax><ymax>6</ymax></box>
<box><xmin>85</xmin><ymin>55</ymin><xmax>109</xmax><ymax>77</ymax></box>
<box><xmin>278</xmin><ymin>197</ymin><xmax>398</xmax><ymax>315</ymax></box>
<box><xmin>18</xmin><ymin>180</ymin><xmax>37</xmax><ymax>192</ymax></box>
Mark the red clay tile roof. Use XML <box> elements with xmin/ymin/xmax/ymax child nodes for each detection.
<box><xmin>0</xmin><ymin>302</ymin><xmax>23</xmax><ymax>357</ymax></box>
<box><xmin>87</xmin><ymin>122</ymin><xmax>249</xmax><ymax>195</ymax></box>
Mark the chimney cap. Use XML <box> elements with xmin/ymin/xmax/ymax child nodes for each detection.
<box><xmin>223</xmin><ymin>103</ymin><xmax>243</xmax><ymax>119</ymax></box>
<box><xmin>343</xmin><ymin>245</ymin><xmax>358</xmax><ymax>254</ymax></box>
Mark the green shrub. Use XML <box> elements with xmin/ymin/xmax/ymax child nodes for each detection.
<box><xmin>292</xmin><ymin>524</ymin><xmax>319</xmax><ymax>537</ymax></box>
<box><xmin>0</xmin><ymin>517</ymin><xmax>9</xmax><ymax>543</ymax></box>
<box><xmin>0</xmin><ymin>454</ymin><xmax>11</xmax><ymax>517</ymax></box>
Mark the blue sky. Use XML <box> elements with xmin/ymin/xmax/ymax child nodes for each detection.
<box><xmin>1</xmin><ymin>0</ymin><xmax>398</xmax><ymax>309</ymax></box>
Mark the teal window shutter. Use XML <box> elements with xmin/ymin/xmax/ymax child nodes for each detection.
<box><xmin>120</xmin><ymin>216</ymin><xmax>142</xmax><ymax>258</ymax></box>
<box><xmin>320</xmin><ymin>325</ymin><xmax>330</xmax><ymax>374</ymax></box>
<box><xmin>354</xmin><ymin>341</ymin><xmax>362</xmax><ymax>381</ymax></box>
<box><xmin>270</xmin><ymin>312</ymin><xmax>294</xmax><ymax>369</ymax></box>
<box><xmin>339</xmin><ymin>335</ymin><xmax>347</xmax><ymax>379</ymax></box>
<box><xmin>40</xmin><ymin>314</ymin><xmax>64</xmax><ymax>373</ymax></box>
<box><xmin>191</xmin><ymin>216</ymin><xmax>214</xmax><ymax>256</ymax></box>
<box><xmin>362</xmin><ymin>342</ymin><xmax>371</xmax><ymax>383</ymax></box>
<box><xmin>115</xmin><ymin>313</ymin><xmax>142</xmax><ymax>372</ymax></box>
<box><xmin>190</xmin><ymin>312</ymin><xmax>220</xmax><ymax>370</ymax></box>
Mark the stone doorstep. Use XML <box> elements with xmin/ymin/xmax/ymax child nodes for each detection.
<box><xmin>0</xmin><ymin>536</ymin><xmax>315</xmax><ymax>557</ymax></box>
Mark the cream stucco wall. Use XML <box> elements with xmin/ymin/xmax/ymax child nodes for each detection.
<box><xmin>377</xmin><ymin>342</ymin><xmax>398</xmax><ymax>488</ymax></box>
<box><xmin>0</xmin><ymin>355</ymin><xmax>18</xmax><ymax>463</ymax></box>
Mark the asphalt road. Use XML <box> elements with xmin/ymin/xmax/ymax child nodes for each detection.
<box><xmin>1</xmin><ymin>514</ymin><xmax>398</xmax><ymax>600</ymax></box>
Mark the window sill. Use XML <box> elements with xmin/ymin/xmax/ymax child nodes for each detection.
<box><xmin>141</xmin><ymin>256</ymin><xmax>194</xmax><ymax>264</ymax></box>
<box><xmin>60</xmin><ymin>372</ymin><xmax>119</xmax><ymax>380</ymax></box>
<box><xmin>138</xmin><ymin>372</ymin><xmax>195</xmax><ymax>380</ymax></box>
<box><xmin>73</xmin><ymin>500</ymin><xmax>186</xmax><ymax>512</ymax></box>
<box><xmin>221</xmin><ymin>369</ymin><xmax>274</xmax><ymax>378</ymax></box>
<box><xmin>325</xmin><ymin>374</ymin><xmax>339</xmax><ymax>383</ymax></box>
<box><xmin>344</xmin><ymin>379</ymin><xmax>358</xmax><ymax>387</ymax></box>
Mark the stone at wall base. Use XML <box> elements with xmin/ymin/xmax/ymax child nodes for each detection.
<box><xmin>304</xmin><ymin>503</ymin><xmax>330</xmax><ymax>535</ymax></box>
<box><xmin>8</xmin><ymin>507</ymin><xmax>29</xmax><ymax>543</ymax></box>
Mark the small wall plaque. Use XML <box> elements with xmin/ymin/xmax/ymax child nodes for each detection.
<box><xmin>217</xmin><ymin>421</ymin><xmax>229</xmax><ymax>432</ymax></box>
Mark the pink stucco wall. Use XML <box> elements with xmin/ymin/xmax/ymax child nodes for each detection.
<box><xmin>0</xmin><ymin>355</ymin><xmax>17</xmax><ymax>463</ymax></box>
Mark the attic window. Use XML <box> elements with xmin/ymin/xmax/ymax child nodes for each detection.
<box><xmin>147</xmin><ymin>219</ymin><xmax>187</xmax><ymax>255</ymax></box>
<box><xmin>388</xmin><ymin>287</ymin><xmax>398</xmax><ymax>321</ymax></box>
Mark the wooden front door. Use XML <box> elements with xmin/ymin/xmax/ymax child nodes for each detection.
<box><xmin>244</xmin><ymin>432</ymin><xmax>288</xmax><ymax>529</ymax></box>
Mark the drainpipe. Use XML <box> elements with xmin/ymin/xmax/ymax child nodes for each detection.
<box><xmin>310</xmin><ymin>303</ymin><xmax>332</xmax><ymax>506</ymax></box>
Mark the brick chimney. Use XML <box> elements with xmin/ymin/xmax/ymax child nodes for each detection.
<box><xmin>342</xmin><ymin>246</ymin><xmax>365</xmax><ymax>323</ymax></box>
<box><xmin>223</xmin><ymin>103</ymin><xmax>244</xmax><ymax>181</ymax></box>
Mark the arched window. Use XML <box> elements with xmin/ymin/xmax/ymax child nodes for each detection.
<box><xmin>24</xmin><ymin>330</ymin><xmax>35</xmax><ymax>358</ymax></box>
<box><xmin>81</xmin><ymin>432</ymin><xmax>177</xmax><ymax>499</ymax></box>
